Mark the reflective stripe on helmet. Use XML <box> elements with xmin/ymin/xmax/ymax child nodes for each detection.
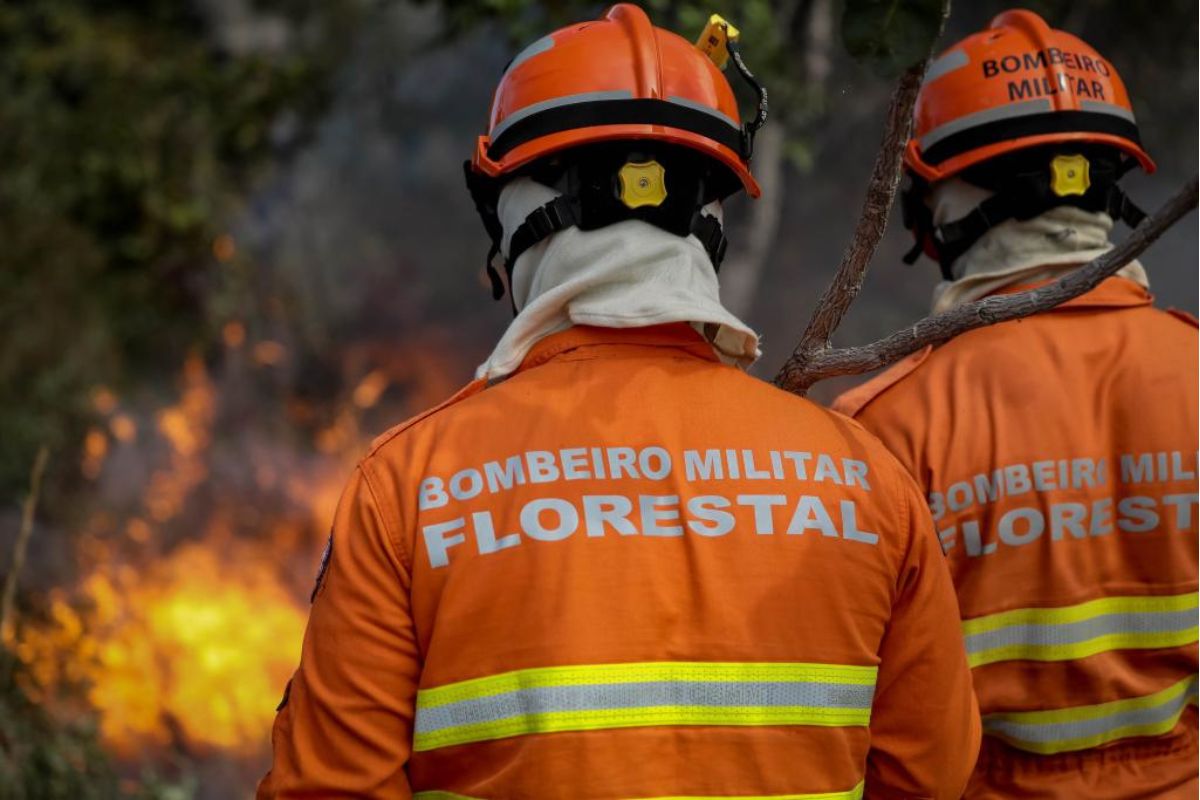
<box><xmin>982</xmin><ymin>675</ymin><xmax>1199</xmax><ymax>754</ymax></box>
<box><xmin>1080</xmin><ymin>99</ymin><xmax>1138</xmax><ymax>123</ymax></box>
<box><xmin>919</xmin><ymin>99</ymin><xmax>1052</xmax><ymax>152</ymax></box>
<box><xmin>962</xmin><ymin>592</ymin><xmax>1199</xmax><ymax>668</ymax></box>
<box><xmin>923</xmin><ymin>48</ymin><xmax>969</xmax><ymax>84</ymax></box>
<box><xmin>413</xmin><ymin>660</ymin><xmax>877</xmax><ymax>752</ymax></box>
<box><xmin>490</xmin><ymin>90</ymin><xmax>635</xmax><ymax>144</ymax></box>
<box><xmin>503</xmin><ymin>34</ymin><xmax>555</xmax><ymax>75</ymax></box>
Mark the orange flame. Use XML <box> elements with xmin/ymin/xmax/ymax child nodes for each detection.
<box><xmin>13</xmin><ymin>343</ymin><xmax>458</xmax><ymax>771</ymax></box>
<box><xmin>15</xmin><ymin>538</ymin><xmax>307</xmax><ymax>754</ymax></box>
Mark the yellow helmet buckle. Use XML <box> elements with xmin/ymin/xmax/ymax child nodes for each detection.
<box><xmin>1050</xmin><ymin>154</ymin><xmax>1091</xmax><ymax>197</ymax></box>
<box><xmin>618</xmin><ymin>160</ymin><xmax>668</xmax><ymax>208</ymax></box>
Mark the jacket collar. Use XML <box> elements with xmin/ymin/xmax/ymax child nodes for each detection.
<box><xmin>516</xmin><ymin>323</ymin><xmax>721</xmax><ymax>374</ymax></box>
<box><xmin>991</xmin><ymin>275</ymin><xmax>1153</xmax><ymax>311</ymax></box>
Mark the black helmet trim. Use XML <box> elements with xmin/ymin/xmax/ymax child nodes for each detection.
<box><xmin>488</xmin><ymin>96</ymin><xmax>746</xmax><ymax>161</ymax></box>
<box><xmin>921</xmin><ymin>110</ymin><xmax>1142</xmax><ymax>167</ymax></box>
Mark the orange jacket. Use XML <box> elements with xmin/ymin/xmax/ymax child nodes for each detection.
<box><xmin>836</xmin><ymin>277</ymin><xmax>1199</xmax><ymax>764</ymax></box>
<box><xmin>260</xmin><ymin>323</ymin><xmax>979</xmax><ymax>800</ymax></box>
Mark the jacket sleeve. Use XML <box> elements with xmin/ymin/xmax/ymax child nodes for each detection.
<box><xmin>864</xmin><ymin>472</ymin><xmax>981</xmax><ymax>799</ymax></box>
<box><xmin>258</xmin><ymin>463</ymin><xmax>421</xmax><ymax>799</ymax></box>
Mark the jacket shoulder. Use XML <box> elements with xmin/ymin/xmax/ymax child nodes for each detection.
<box><xmin>1166</xmin><ymin>308</ymin><xmax>1199</xmax><ymax>329</ymax></box>
<box><xmin>365</xmin><ymin>378</ymin><xmax>487</xmax><ymax>458</ymax></box>
<box><xmin>831</xmin><ymin>346</ymin><xmax>934</xmax><ymax>419</ymax></box>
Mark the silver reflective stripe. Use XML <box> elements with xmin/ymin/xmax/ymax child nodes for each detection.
<box><xmin>490</xmin><ymin>90</ymin><xmax>635</xmax><ymax>142</ymax></box>
<box><xmin>505</xmin><ymin>35</ymin><xmax>555</xmax><ymax>74</ymax></box>
<box><xmin>924</xmin><ymin>50</ymin><xmax>969</xmax><ymax>84</ymax></box>
<box><xmin>985</xmin><ymin>679</ymin><xmax>1198</xmax><ymax>747</ymax></box>
<box><xmin>1081</xmin><ymin>99</ymin><xmax>1137</xmax><ymax>124</ymax></box>
<box><xmin>666</xmin><ymin>95</ymin><xmax>740</xmax><ymax>129</ymax></box>
<box><xmin>919</xmin><ymin>99</ymin><xmax>1052</xmax><ymax>150</ymax></box>
<box><xmin>965</xmin><ymin>608</ymin><xmax>1197</xmax><ymax>655</ymax></box>
<box><xmin>416</xmin><ymin>679</ymin><xmax>875</xmax><ymax>735</ymax></box>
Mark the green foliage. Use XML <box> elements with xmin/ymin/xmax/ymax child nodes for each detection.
<box><xmin>0</xmin><ymin>649</ymin><xmax>199</xmax><ymax>799</ymax></box>
<box><xmin>0</xmin><ymin>1</ymin><xmax>348</xmax><ymax>496</ymax></box>
<box><xmin>0</xmin><ymin>651</ymin><xmax>120</xmax><ymax>799</ymax></box>
<box><xmin>842</xmin><ymin>0</ymin><xmax>946</xmax><ymax>77</ymax></box>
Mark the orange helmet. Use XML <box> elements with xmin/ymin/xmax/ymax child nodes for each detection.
<box><xmin>465</xmin><ymin>4</ymin><xmax>768</xmax><ymax>303</ymax></box>
<box><xmin>905</xmin><ymin>9</ymin><xmax>1155</xmax><ymax>183</ymax></box>
<box><xmin>470</xmin><ymin>4</ymin><xmax>763</xmax><ymax>198</ymax></box>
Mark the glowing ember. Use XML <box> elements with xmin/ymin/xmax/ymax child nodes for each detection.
<box><xmin>81</xmin><ymin>427</ymin><xmax>109</xmax><ymax>480</ymax></box>
<box><xmin>352</xmin><ymin>369</ymin><xmax>390</xmax><ymax>409</ymax></box>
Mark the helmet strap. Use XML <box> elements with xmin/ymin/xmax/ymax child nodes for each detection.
<box><xmin>902</xmin><ymin>157</ymin><xmax>1148</xmax><ymax>281</ymax></box>
<box><xmin>466</xmin><ymin>149</ymin><xmax>732</xmax><ymax>310</ymax></box>
<box><xmin>503</xmin><ymin>194</ymin><xmax>729</xmax><ymax>290</ymax></box>
<box><xmin>726</xmin><ymin>39</ymin><xmax>768</xmax><ymax>161</ymax></box>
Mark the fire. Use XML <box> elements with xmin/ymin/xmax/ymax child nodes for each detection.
<box><xmin>10</xmin><ymin>337</ymin><xmax>462</xmax><ymax>781</ymax></box>
<box><xmin>12</xmin><ymin>354</ymin><xmax>324</xmax><ymax>758</ymax></box>
<box><xmin>15</xmin><ymin>537</ymin><xmax>307</xmax><ymax>754</ymax></box>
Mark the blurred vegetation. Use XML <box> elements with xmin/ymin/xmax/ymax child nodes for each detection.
<box><xmin>0</xmin><ymin>0</ymin><xmax>355</xmax><ymax>497</ymax></box>
<box><xmin>0</xmin><ymin>651</ymin><xmax>119</xmax><ymax>799</ymax></box>
<box><xmin>0</xmin><ymin>0</ymin><xmax>358</xmax><ymax>794</ymax></box>
<box><xmin>841</xmin><ymin>0</ymin><xmax>946</xmax><ymax>77</ymax></box>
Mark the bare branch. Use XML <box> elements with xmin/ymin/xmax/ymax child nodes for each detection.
<box><xmin>789</xmin><ymin>0</ymin><xmax>950</xmax><ymax>358</ymax></box>
<box><xmin>776</xmin><ymin>177</ymin><xmax>1198</xmax><ymax>394</ymax></box>
<box><xmin>1</xmin><ymin>446</ymin><xmax>50</xmax><ymax>641</ymax></box>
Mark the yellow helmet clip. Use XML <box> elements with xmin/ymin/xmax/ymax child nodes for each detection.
<box><xmin>695</xmin><ymin>13</ymin><xmax>740</xmax><ymax>70</ymax></box>
<box><xmin>618</xmin><ymin>160</ymin><xmax>668</xmax><ymax>209</ymax></box>
<box><xmin>1050</xmin><ymin>154</ymin><xmax>1091</xmax><ymax>197</ymax></box>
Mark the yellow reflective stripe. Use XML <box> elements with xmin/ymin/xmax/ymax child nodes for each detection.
<box><xmin>962</xmin><ymin>593</ymin><xmax>1198</xmax><ymax>636</ymax></box>
<box><xmin>414</xmin><ymin>704</ymin><xmax>870</xmax><ymax>752</ymax></box>
<box><xmin>414</xmin><ymin>661</ymin><xmax>877</xmax><ymax>752</ymax></box>
<box><xmin>967</xmin><ymin>630</ymin><xmax>1199</xmax><ymax>668</ymax></box>
<box><xmin>983</xmin><ymin>675</ymin><xmax>1199</xmax><ymax>754</ymax></box>
<box><xmin>645</xmin><ymin>781</ymin><xmax>865</xmax><ymax>800</ymax></box>
<box><xmin>417</xmin><ymin>661</ymin><xmax>877</xmax><ymax>709</ymax></box>
<box><xmin>962</xmin><ymin>592</ymin><xmax>1199</xmax><ymax>668</ymax></box>
<box><xmin>416</xmin><ymin>782</ymin><xmax>865</xmax><ymax>800</ymax></box>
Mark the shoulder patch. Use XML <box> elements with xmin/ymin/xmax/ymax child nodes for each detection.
<box><xmin>367</xmin><ymin>378</ymin><xmax>487</xmax><ymax>456</ymax></box>
<box><xmin>831</xmin><ymin>345</ymin><xmax>934</xmax><ymax>418</ymax></box>
<box><xmin>311</xmin><ymin>533</ymin><xmax>333</xmax><ymax>603</ymax></box>
<box><xmin>1167</xmin><ymin>308</ymin><xmax>1199</xmax><ymax>328</ymax></box>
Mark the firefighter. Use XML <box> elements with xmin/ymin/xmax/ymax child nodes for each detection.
<box><xmin>835</xmin><ymin>9</ymin><xmax>1199</xmax><ymax>799</ymax></box>
<box><xmin>260</xmin><ymin>6</ymin><xmax>979</xmax><ymax>798</ymax></box>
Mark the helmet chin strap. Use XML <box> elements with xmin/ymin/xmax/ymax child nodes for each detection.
<box><xmin>466</xmin><ymin>146</ymin><xmax>732</xmax><ymax>312</ymax></box>
<box><xmin>902</xmin><ymin>154</ymin><xmax>1147</xmax><ymax>281</ymax></box>
<box><xmin>504</xmin><ymin>196</ymin><xmax>727</xmax><ymax>281</ymax></box>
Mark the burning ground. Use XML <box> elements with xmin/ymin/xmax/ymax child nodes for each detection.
<box><xmin>4</xmin><ymin>333</ymin><xmax>464</xmax><ymax>797</ymax></box>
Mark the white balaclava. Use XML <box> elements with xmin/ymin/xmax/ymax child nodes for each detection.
<box><xmin>929</xmin><ymin>177</ymin><xmax>1149</xmax><ymax>314</ymax></box>
<box><xmin>475</xmin><ymin>177</ymin><xmax>760</xmax><ymax>381</ymax></box>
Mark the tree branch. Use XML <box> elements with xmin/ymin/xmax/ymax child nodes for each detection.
<box><xmin>776</xmin><ymin>177</ymin><xmax>1198</xmax><ymax>393</ymax></box>
<box><xmin>1</xmin><ymin>446</ymin><xmax>49</xmax><ymax>642</ymax></box>
<box><xmin>787</xmin><ymin>0</ymin><xmax>950</xmax><ymax>361</ymax></box>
